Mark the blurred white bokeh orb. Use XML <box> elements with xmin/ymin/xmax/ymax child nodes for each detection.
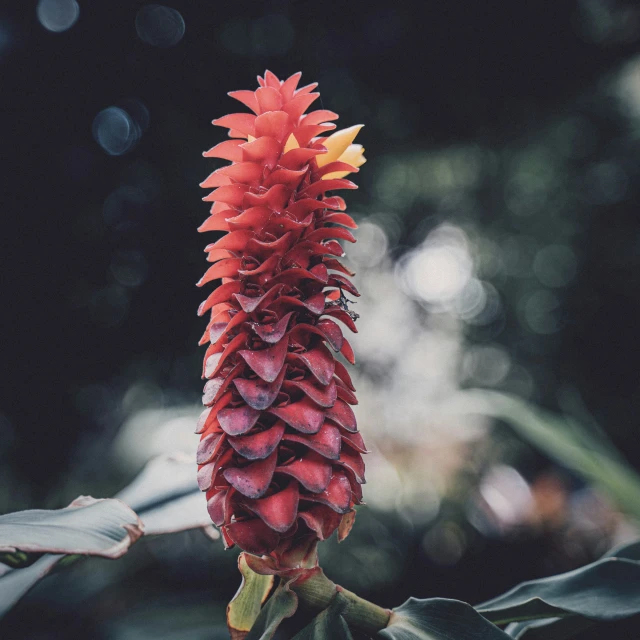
<box><xmin>37</xmin><ymin>0</ymin><xmax>79</xmax><ymax>33</ymax></box>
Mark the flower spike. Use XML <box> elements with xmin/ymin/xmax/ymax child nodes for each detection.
<box><xmin>197</xmin><ymin>71</ymin><xmax>366</xmax><ymax>566</ymax></box>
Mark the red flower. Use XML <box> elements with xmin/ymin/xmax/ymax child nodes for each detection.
<box><xmin>196</xmin><ymin>70</ymin><xmax>367</xmax><ymax>561</ymax></box>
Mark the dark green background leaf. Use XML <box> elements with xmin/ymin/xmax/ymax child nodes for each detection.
<box><xmin>477</xmin><ymin>556</ymin><xmax>640</xmax><ymax>625</ymax></box>
<box><xmin>505</xmin><ymin>616</ymin><xmax>594</xmax><ymax>639</ymax></box>
<box><xmin>378</xmin><ymin>598</ymin><xmax>511</xmax><ymax>640</ymax></box>
<box><xmin>494</xmin><ymin>541</ymin><xmax>640</xmax><ymax>638</ymax></box>
<box><xmin>603</xmin><ymin>539</ymin><xmax>640</xmax><ymax>561</ymax></box>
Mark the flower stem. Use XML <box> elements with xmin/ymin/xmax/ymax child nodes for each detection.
<box><xmin>290</xmin><ymin>568</ymin><xmax>391</xmax><ymax>635</ymax></box>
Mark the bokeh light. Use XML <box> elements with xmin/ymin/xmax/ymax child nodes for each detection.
<box><xmin>0</xmin><ymin>21</ymin><xmax>13</xmax><ymax>56</ymax></box>
<box><xmin>135</xmin><ymin>5</ymin><xmax>185</xmax><ymax>48</ymax></box>
<box><xmin>36</xmin><ymin>0</ymin><xmax>79</xmax><ymax>33</ymax></box>
<box><xmin>92</xmin><ymin>106</ymin><xmax>139</xmax><ymax>156</ymax></box>
<box><xmin>109</xmin><ymin>250</ymin><xmax>149</xmax><ymax>288</ymax></box>
<box><xmin>533</xmin><ymin>244</ymin><xmax>577</xmax><ymax>288</ymax></box>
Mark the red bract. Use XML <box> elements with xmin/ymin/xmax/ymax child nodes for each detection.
<box><xmin>197</xmin><ymin>70</ymin><xmax>367</xmax><ymax>562</ymax></box>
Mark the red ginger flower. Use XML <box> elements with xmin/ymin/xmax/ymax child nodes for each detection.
<box><xmin>196</xmin><ymin>70</ymin><xmax>367</xmax><ymax>562</ymax></box>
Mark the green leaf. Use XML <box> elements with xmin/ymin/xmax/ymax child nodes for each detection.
<box><xmin>603</xmin><ymin>539</ymin><xmax>640</xmax><ymax>561</ymax></box>
<box><xmin>115</xmin><ymin>454</ymin><xmax>213</xmax><ymax>536</ymax></box>
<box><xmin>504</xmin><ymin>616</ymin><xmax>594</xmax><ymax>640</ymax></box>
<box><xmin>378</xmin><ymin>598</ymin><xmax>511</xmax><ymax>640</ymax></box>
<box><xmin>476</xmin><ymin>556</ymin><xmax>640</xmax><ymax>625</ymax></box>
<box><xmin>449</xmin><ymin>390</ymin><xmax>640</xmax><ymax>638</ymax></box>
<box><xmin>501</xmin><ymin>540</ymin><xmax>640</xmax><ymax>638</ymax></box>
<box><xmin>245</xmin><ymin>579</ymin><xmax>299</xmax><ymax>640</ymax></box>
<box><xmin>0</xmin><ymin>455</ymin><xmax>213</xmax><ymax>572</ymax></box>
<box><xmin>0</xmin><ymin>454</ymin><xmax>219</xmax><ymax>619</ymax></box>
<box><xmin>0</xmin><ymin>554</ymin><xmax>63</xmax><ymax>618</ymax></box>
<box><xmin>0</xmin><ymin>496</ymin><xmax>143</xmax><ymax>564</ymax></box>
<box><xmin>227</xmin><ymin>553</ymin><xmax>275</xmax><ymax>640</ymax></box>
<box><xmin>291</xmin><ymin>592</ymin><xmax>353</xmax><ymax>639</ymax></box>
<box><xmin>0</xmin><ymin>497</ymin><xmax>143</xmax><ymax>619</ymax></box>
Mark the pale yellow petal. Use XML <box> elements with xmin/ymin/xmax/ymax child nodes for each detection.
<box><xmin>283</xmin><ymin>133</ymin><xmax>299</xmax><ymax>154</ymax></box>
<box><xmin>322</xmin><ymin>144</ymin><xmax>367</xmax><ymax>180</ymax></box>
<box><xmin>316</xmin><ymin>124</ymin><xmax>364</xmax><ymax>167</ymax></box>
<box><xmin>339</xmin><ymin>144</ymin><xmax>366</xmax><ymax>167</ymax></box>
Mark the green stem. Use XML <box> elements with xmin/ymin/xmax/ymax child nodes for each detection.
<box><xmin>290</xmin><ymin>568</ymin><xmax>391</xmax><ymax>635</ymax></box>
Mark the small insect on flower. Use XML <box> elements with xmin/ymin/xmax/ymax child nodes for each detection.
<box><xmin>196</xmin><ymin>70</ymin><xmax>367</xmax><ymax>564</ymax></box>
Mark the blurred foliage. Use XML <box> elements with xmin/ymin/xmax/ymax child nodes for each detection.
<box><xmin>451</xmin><ymin>390</ymin><xmax>640</xmax><ymax>522</ymax></box>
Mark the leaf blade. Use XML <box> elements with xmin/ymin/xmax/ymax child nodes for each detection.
<box><xmin>476</xmin><ymin>557</ymin><xmax>640</xmax><ymax>625</ymax></box>
<box><xmin>115</xmin><ymin>453</ymin><xmax>199</xmax><ymax>512</ymax></box>
<box><xmin>291</xmin><ymin>592</ymin><xmax>353</xmax><ymax>640</ymax></box>
<box><xmin>0</xmin><ymin>454</ymin><xmax>219</xmax><ymax>618</ymax></box>
<box><xmin>505</xmin><ymin>616</ymin><xmax>595</xmax><ymax>640</ymax></box>
<box><xmin>378</xmin><ymin>598</ymin><xmax>511</xmax><ymax>640</ymax></box>
<box><xmin>244</xmin><ymin>579</ymin><xmax>298</xmax><ymax>640</ymax></box>
<box><xmin>0</xmin><ymin>554</ymin><xmax>63</xmax><ymax>618</ymax></box>
<box><xmin>227</xmin><ymin>553</ymin><xmax>275</xmax><ymax>640</ymax></box>
<box><xmin>0</xmin><ymin>496</ymin><xmax>143</xmax><ymax>561</ymax></box>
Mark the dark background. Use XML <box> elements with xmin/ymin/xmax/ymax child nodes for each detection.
<box><xmin>2</xmin><ymin>1</ymin><xmax>640</xmax><ymax>638</ymax></box>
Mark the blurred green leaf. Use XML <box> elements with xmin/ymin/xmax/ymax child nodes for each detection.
<box><xmin>116</xmin><ymin>453</ymin><xmax>199</xmax><ymax>511</ymax></box>
<box><xmin>244</xmin><ymin>579</ymin><xmax>298</xmax><ymax>640</ymax></box>
<box><xmin>378</xmin><ymin>598</ymin><xmax>510</xmax><ymax>639</ymax></box>
<box><xmin>227</xmin><ymin>553</ymin><xmax>275</xmax><ymax>640</ymax></box>
<box><xmin>291</xmin><ymin>592</ymin><xmax>353</xmax><ymax>639</ymax></box>
<box><xmin>451</xmin><ymin>390</ymin><xmax>640</xmax><ymax>521</ymax></box>
<box><xmin>115</xmin><ymin>454</ymin><xmax>214</xmax><ymax>536</ymax></box>
<box><xmin>0</xmin><ymin>496</ymin><xmax>143</xmax><ymax>564</ymax></box>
